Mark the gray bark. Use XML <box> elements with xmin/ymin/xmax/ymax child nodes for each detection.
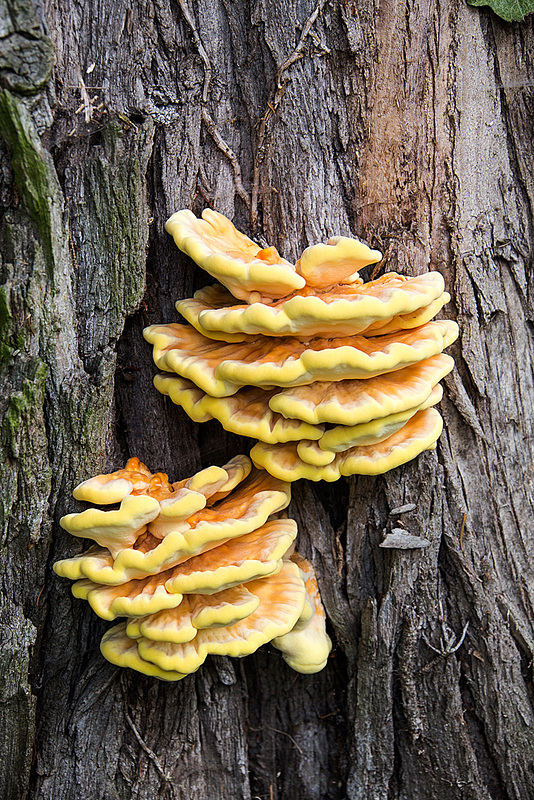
<box><xmin>1</xmin><ymin>0</ymin><xmax>534</xmax><ymax>797</ymax></box>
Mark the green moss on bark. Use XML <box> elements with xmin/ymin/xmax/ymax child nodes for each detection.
<box><xmin>2</xmin><ymin>360</ymin><xmax>47</xmax><ymax>459</ymax></box>
<box><xmin>0</xmin><ymin>89</ymin><xmax>59</xmax><ymax>275</ymax></box>
<box><xmin>0</xmin><ymin>286</ymin><xmax>26</xmax><ymax>370</ymax></box>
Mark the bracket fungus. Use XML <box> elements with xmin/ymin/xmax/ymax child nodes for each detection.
<box><xmin>54</xmin><ymin>456</ymin><xmax>332</xmax><ymax>680</ymax></box>
<box><xmin>177</xmin><ymin>273</ymin><xmax>449</xmax><ymax>341</ymax></box>
<box><xmin>144</xmin><ymin>319</ymin><xmax>457</xmax><ymax>397</ymax></box>
<box><xmin>250</xmin><ymin>407</ymin><xmax>444</xmax><ymax>482</ymax></box>
<box><xmin>272</xmin><ymin>553</ymin><xmax>332</xmax><ymax>673</ymax></box>
<box><xmin>145</xmin><ymin>209</ymin><xmax>457</xmax><ymax>482</ymax></box>
<box><xmin>54</xmin><ymin>209</ymin><xmax>459</xmax><ymax>687</ymax></box>
<box><xmin>165</xmin><ymin>209</ymin><xmax>305</xmax><ymax>302</ymax></box>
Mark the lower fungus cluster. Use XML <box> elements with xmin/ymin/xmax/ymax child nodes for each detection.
<box><xmin>53</xmin><ymin>456</ymin><xmax>332</xmax><ymax>680</ymax></box>
<box><xmin>143</xmin><ymin>209</ymin><xmax>458</xmax><ymax>481</ymax></box>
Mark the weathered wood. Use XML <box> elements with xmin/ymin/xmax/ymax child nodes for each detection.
<box><xmin>1</xmin><ymin>0</ymin><xmax>534</xmax><ymax>798</ymax></box>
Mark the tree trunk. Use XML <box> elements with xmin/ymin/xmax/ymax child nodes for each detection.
<box><xmin>2</xmin><ymin>0</ymin><xmax>534</xmax><ymax>797</ymax></box>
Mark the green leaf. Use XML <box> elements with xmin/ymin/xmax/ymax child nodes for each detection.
<box><xmin>467</xmin><ymin>0</ymin><xmax>534</xmax><ymax>21</ymax></box>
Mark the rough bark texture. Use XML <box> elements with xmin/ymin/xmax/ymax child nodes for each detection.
<box><xmin>1</xmin><ymin>0</ymin><xmax>534</xmax><ymax>797</ymax></box>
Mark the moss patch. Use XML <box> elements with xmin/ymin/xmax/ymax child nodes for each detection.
<box><xmin>2</xmin><ymin>360</ymin><xmax>48</xmax><ymax>459</ymax></box>
<box><xmin>0</xmin><ymin>89</ymin><xmax>57</xmax><ymax>273</ymax></box>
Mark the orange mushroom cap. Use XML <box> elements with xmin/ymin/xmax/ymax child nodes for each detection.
<box><xmin>153</xmin><ymin>374</ymin><xmax>324</xmax><ymax>444</ymax></box>
<box><xmin>165</xmin><ymin>209</ymin><xmax>385</xmax><ymax>300</ymax></box>
<box><xmin>70</xmin><ymin>517</ymin><xmax>297</xmax><ymax>623</ymax></box>
<box><xmin>129</xmin><ymin>561</ymin><xmax>307</xmax><ymax>674</ymax></box>
<box><xmin>54</xmin><ymin>460</ymin><xmax>291</xmax><ymax>585</ymax></box>
<box><xmin>250</xmin><ymin>408</ymin><xmax>444</xmax><ymax>482</ymax></box>
<box><xmin>144</xmin><ymin>320</ymin><xmax>458</xmax><ymax>397</ymax></box>
<box><xmin>295</xmin><ymin>235</ymin><xmax>382</xmax><ymax>289</ymax></box>
<box><xmin>165</xmin><ymin>209</ymin><xmax>305</xmax><ymax>302</ymax></box>
<box><xmin>273</xmin><ymin>553</ymin><xmax>332</xmax><ymax>673</ymax></box>
<box><xmin>268</xmin><ymin>353</ymin><xmax>453</xmax><ymax>425</ymax></box>
<box><xmin>177</xmin><ymin>273</ymin><xmax>449</xmax><ymax>341</ymax></box>
<box><xmin>55</xmin><ymin>459</ymin><xmax>336</xmax><ymax>679</ymax></box>
<box><xmin>72</xmin><ymin>457</ymin><xmax>173</xmax><ymax>504</ymax></box>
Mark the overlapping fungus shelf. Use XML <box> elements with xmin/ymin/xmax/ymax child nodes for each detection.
<box><xmin>144</xmin><ymin>209</ymin><xmax>457</xmax><ymax>481</ymax></box>
<box><xmin>54</xmin><ymin>456</ymin><xmax>332</xmax><ymax>680</ymax></box>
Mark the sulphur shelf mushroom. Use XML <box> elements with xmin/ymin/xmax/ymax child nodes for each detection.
<box><xmin>146</xmin><ymin>209</ymin><xmax>457</xmax><ymax>481</ymax></box>
<box><xmin>177</xmin><ymin>273</ymin><xmax>450</xmax><ymax>341</ymax></box>
<box><xmin>165</xmin><ymin>209</ymin><xmax>305</xmax><ymax>302</ymax></box>
<box><xmin>54</xmin><ymin>456</ymin><xmax>332</xmax><ymax>680</ymax></box>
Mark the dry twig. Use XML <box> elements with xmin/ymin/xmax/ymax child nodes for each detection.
<box><xmin>202</xmin><ymin>109</ymin><xmax>252</xmax><ymax>210</ymax></box>
<box><xmin>251</xmin><ymin>0</ymin><xmax>328</xmax><ymax>229</ymax></box>
<box><xmin>124</xmin><ymin>708</ymin><xmax>174</xmax><ymax>788</ymax></box>
<box><xmin>75</xmin><ymin>66</ymin><xmax>95</xmax><ymax>123</ymax></box>
<box><xmin>176</xmin><ymin>0</ymin><xmax>212</xmax><ymax>102</ymax></box>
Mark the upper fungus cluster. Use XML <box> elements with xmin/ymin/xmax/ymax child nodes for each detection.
<box><xmin>144</xmin><ymin>209</ymin><xmax>458</xmax><ymax>481</ymax></box>
<box><xmin>54</xmin><ymin>456</ymin><xmax>331</xmax><ymax>680</ymax></box>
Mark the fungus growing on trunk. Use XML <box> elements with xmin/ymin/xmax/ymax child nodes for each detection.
<box><xmin>54</xmin><ymin>459</ymin><xmax>291</xmax><ymax>584</ymax></box>
<box><xmin>165</xmin><ymin>209</ymin><xmax>305</xmax><ymax>301</ymax></box>
<box><xmin>147</xmin><ymin>209</ymin><xmax>457</xmax><ymax>482</ymax></box>
<box><xmin>177</xmin><ymin>273</ymin><xmax>449</xmax><ymax>341</ymax></box>
<box><xmin>152</xmin><ymin>375</ymin><xmax>324</xmax><ymax>443</ymax></box>
<box><xmin>250</xmin><ymin>408</ymin><xmax>444</xmax><ymax>482</ymax></box>
<box><xmin>273</xmin><ymin>553</ymin><xmax>332</xmax><ymax>673</ymax></box>
<box><xmin>54</xmin><ymin>457</ymin><xmax>332</xmax><ymax>680</ymax></box>
<box><xmin>144</xmin><ymin>319</ymin><xmax>457</xmax><ymax>397</ymax></box>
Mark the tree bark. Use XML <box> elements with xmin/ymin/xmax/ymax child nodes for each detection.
<box><xmin>1</xmin><ymin>0</ymin><xmax>534</xmax><ymax>797</ymax></box>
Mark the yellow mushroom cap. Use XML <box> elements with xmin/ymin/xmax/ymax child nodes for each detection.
<box><xmin>315</xmin><ymin>383</ymin><xmax>444</xmax><ymax>455</ymax></box>
<box><xmin>72</xmin><ymin>457</ymin><xmax>173</xmax><ymax>504</ymax></box>
<box><xmin>146</xmin><ymin>458</ymin><xmax>252</xmax><ymax>540</ymax></box>
<box><xmin>100</xmin><ymin>622</ymin><xmax>189</xmax><ymax>681</ymax></box>
<box><xmin>133</xmin><ymin>561</ymin><xmax>306</xmax><ymax>674</ymax></box>
<box><xmin>71</xmin><ymin>574</ymin><xmax>184</xmax><ymax>621</ymax></box>
<box><xmin>55</xmin><ymin>469</ymin><xmax>291</xmax><ymax>585</ymax></box>
<box><xmin>294</xmin><ymin>383</ymin><xmax>443</xmax><ymax>466</ymax></box>
<box><xmin>148</xmin><ymin>488</ymin><xmax>207</xmax><ymax>539</ymax></box>
<box><xmin>189</xmin><ymin>584</ymin><xmax>260</xmax><ymax>629</ymax></box>
<box><xmin>153</xmin><ymin>374</ymin><xmax>324</xmax><ymax>444</ymax></box>
<box><xmin>73</xmin><ymin>476</ymin><xmax>135</xmax><ymax>505</ymax></box>
<box><xmin>296</xmin><ymin>440</ymin><xmax>336</xmax><ymax>466</ymax></box>
<box><xmin>250</xmin><ymin>408</ymin><xmax>444</xmax><ymax>482</ymax></box>
<box><xmin>144</xmin><ymin>320</ymin><xmax>458</xmax><ymax>397</ymax></box>
<box><xmin>126</xmin><ymin>605</ymin><xmax>197</xmax><ymax>645</ymax></box>
<box><xmin>69</xmin><ymin>517</ymin><xmax>296</xmax><ymax>623</ymax></box>
<box><xmin>165</xmin><ymin>209</ymin><xmax>305</xmax><ymax>302</ymax></box>
<box><xmin>195</xmin><ymin>454</ymin><xmax>253</xmax><ymax>504</ymax></box>
<box><xmin>179</xmin><ymin>460</ymin><xmax>246</xmax><ymax>498</ymax></box>
<box><xmin>268</xmin><ymin>353</ymin><xmax>454</xmax><ymax>426</ymax></box>
<box><xmin>177</xmin><ymin>274</ymin><xmax>448</xmax><ymax>342</ymax></box>
<box><xmin>163</xmin><ymin>518</ymin><xmax>298</xmax><ymax>595</ymax></box>
<box><xmin>362</xmin><ymin>294</ymin><xmax>450</xmax><ymax>337</ymax></box>
<box><xmin>127</xmin><ymin>584</ymin><xmax>261</xmax><ymax>644</ymax></box>
<box><xmin>273</xmin><ymin>554</ymin><xmax>332</xmax><ymax>673</ymax></box>
<box><xmin>60</xmin><ymin>495</ymin><xmax>161</xmax><ymax>557</ymax></box>
<box><xmin>295</xmin><ymin>235</ymin><xmax>382</xmax><ymax>289</ymax></box>
<box><xmin>54</xmin><ymin>544</ymin><xmax>108</xmax><ymax>582</ymax></box>
<box><xmin>150</xmin><ymin>455</ymin><xmax>253</xmax><ymax>539</ymax></box>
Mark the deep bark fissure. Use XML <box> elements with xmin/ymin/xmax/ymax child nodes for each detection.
<box><xmin>450</xmin><ymin>661</ymin><xmax>498</xmax><ymax>800</ymax></box>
